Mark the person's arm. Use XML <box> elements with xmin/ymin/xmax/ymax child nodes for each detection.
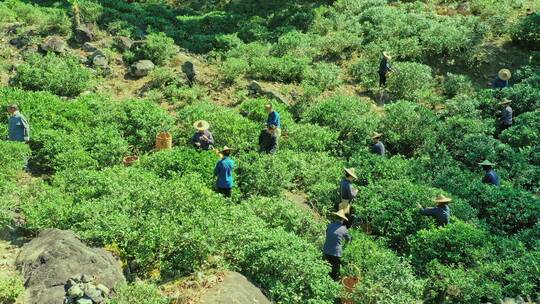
<box><xmin>344</xmin><ymin>229</ymin><xmax>352</xmax><ymax>243</ymax></box>
<box><xmin>420</xmin><ymin>207</ymin><xmax>437</xmax><ymax>216</ymax></box>
<box><xmin>214</xmin><ymin>161</ymin><xmax>220</xmax><ymax>176</ymax></box>
<box><xmin>206</xmin><ymin>132</ymin><xmax>214</xmax><ymax>145</ymax></box>
<box><xmin>21</xmin><ymin>116</ymin><xmax>30</xmax><ymax>142</ymax></box>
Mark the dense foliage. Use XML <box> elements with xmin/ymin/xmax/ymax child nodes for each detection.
<box><xmin>0</xmin><ymin>0</ymin><xmax>539</xmax><ymax>303</ymax></box>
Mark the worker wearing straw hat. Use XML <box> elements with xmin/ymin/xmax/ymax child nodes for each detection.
<box><xmin>265</xmin><ymin>104</ymin><xmax>281</xmax><ymax>138</ymax></box>
<box><xmin>418</xmin><ymin>194</ymin><xmax>451</xmax><ymax>227</ymax></box>
<box><xmin>496</xmin><ymin>98</ymin><xmax>513</xmax><ymax>132</ymax></box>
<box><xmin>214</xmin><ymin>146</ymin><xmax>235</xmax><ymax>198</ymax></box>
<box><xmin>7</xmin><ymin>104</ymin><xmax>30</xmax><ymax>143</ymax></box>
<box><xmin>339</xmin><ymin>168</ymin><xmax>358</xmax><ymax>228</ymax></box>
<box><xmin>479</xmin><ymin>160</ymin><xmax>500</xmax><ymax>187</ymax></box>
<box><xmin>492</xmin><ymin>69</ymin><xmax>511</xmax><ymax>89</ymax></box>
<box><xmin>378</xmin><ymin>51</ymin><xmax>394</xmax><ymax>87</ymax></box>
<box><xmin>323</xmin><ymin>208</ymin><xmax>352</xmax><ymax>281</ymax></box>
<box><xmin>259</xmin><ymin>124</ymin><xmax>278</xmax><ymax>154</ymax></box>
<box><xmin>371</xmin><ymin>132</ymin><xmax>385</xmax><ymax>156</ymax></box>
<box><xmin>191</xmin><ymin>120</ymin><xmax>215</xmax><ymax>150</ymax></box>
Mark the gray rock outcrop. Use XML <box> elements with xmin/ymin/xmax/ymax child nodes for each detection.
<box><xmin>114</xmin><ymin>36</ymin><xmax>133</xmax><ymax>51</ymax></box>
<box><xmin>74</xmin><ymin>26</ymin><xmax>94</xmax><ymax>43</ymax></box>
<box><xmin>40</xmin><ymin>36</ymin><xmax>67</xmax><ymax>54</ymax></box>
<box><xmin>16</xmin><ymin>229</ymin><xmax>125</xmax><ymax>304</ymax></box>
<box><xmin>131</xmin><ymin>60</ymin><xmax>155</xmax><ymax>77</ymax></box>
<box><xmin>247</xmin><ymin>80</ymin><xmax>290</xmax><ymax>105</ymax></box>
<box><xmin>199</xmin><ymin>271</ymin><xmax>271</xmax><ymax>304</ymax></box>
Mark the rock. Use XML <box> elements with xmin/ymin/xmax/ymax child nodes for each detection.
<box><xmin>16</xmin><ymin>229</ymin><xmax>125</xmax><ymax>304</ymax></box>
<box><xmin>182</xmin><ymin>61</ymin><xmax>196</xmax><ymax>85</ymax></box>
<box><xmin>81</xmin><ymin>274</ymin><xmax>92</xmax><ymax>283</ymax></box>
<box><xmin>76</xmin><ymin>297</ymin><xmax>93</xmax><ymax>304</ymax></box>
<box><xmin>84</xmin><ymin>285</ymin><xmax>104</xmax><ymax>303</ymax></box>
<box><xmin>74</xmin><ymin>26</ymin><xmax>94</xmax><ymax>43</ymax></box>
<box><xmin>130</xmin><ymin>60</ymin><xmax>155</xmax><ymax>77</ymax></box>
<box><xmin>67</xmin><ymin>285</ymin><xmax>84</xmax><ymax>298</ymax></box>
<box><xmin>114</xmin><ymin>36</ymin><xmax>133</xmax><ymax>51</ymax></box>
<box><xmin>92</xmin><ymin>55</ymin><xmax>108</xmax><ymax>68</ymax></box>
<box><xmin>263</xmin><ymin>89</ymin><xmax>290</xmax><ymax>106</ymax></box>
<box><xmin>9</xmin><ymin>35</ymin><xmax>31</xmax><ymax>49</ymax></box>
<box><xmin>247</xmin><ymin>81</ymin><xmax>290</xmax><ymax>105</ymax></box>
<box><xmin>40</xmin><ymin>36</ymin><xmax>67</xmax><ymax>53</ymax></box>
<box><xmin>96</xmin><ymin>284</ymin><xmax>110</xmax><ymax>296</ymax></box>
<box><xmin>199</xmin><ymin>271</ymin><xmax>271</xmax><ymax>304</ymax></box>
<box><xmin>248</xmin><ymin>80</ymin><xmax>263</xmax><ymax>93</ymax></box>
<box><xmin>81</xmin><ymin>42</ymin><xmax>97</xmax><ymax>52</ymax></box>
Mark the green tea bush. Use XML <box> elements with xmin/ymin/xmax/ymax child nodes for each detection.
<box><xmin>221</xmin><ymin>57</ymin><xmax>249</xmax><ymax>83</ymax></box>
<box><xmin>176</xmin><ymin>102</ymin><xmax>259</xmax><ymax>151</ymax></box>
<box><xmin>387</xmin><ymin>62</ymin><xmax>435</xmax><ymax>102</ymax></box>
<box><xmin>380</xmin><ymin>101</ymin><xmax>439</xmax><ymax>156</ymax></box>
<box><xmin>236</xmin><ymin>152</ymin><xmax>294</xmax><ymax>197</ymax></box>
<box><xmin>109</xmin><ymin>282</ymin><xmax>169</xmax><ymax>304</ymax></box>
<box><xmin>511</xmin><ymin>12</ymin><xmax>540</xmax><ymax>50</ymax></box>
<box><xmin>500</xmin><ymin>110</ymin><xmax>540</xmax><ymax>148</ymax></box>
<box><xmin>302</xmin><ymin>62</ymin><xmax>342</xmax><ymax>92</ymax></box>
<box><xmin>443</xmin><ymin>73</ymin><xmax>475</xmax><ymax>98</ymax></box>
<box><xmin>2</xmin><ymin>0</ymin><xmax>71</xmax><ymax>35</ymax></box>
<box><xmin>238</xmin><ymin>98</ymin><xmax>294</xmax><ymax>129</ymax></box>
<box><xmin>135</xmin><ymin>32</ymin><xmax>178</xmax><ymax>65</ymax></box>
<box><xmin>0</xmin><ymin>275</ymin><xmax>24</xmax><ymax>304</ymax></box>
<box><xmin>12</xmin><ymin>53</ymin><xmax>95</xmax><ymax>97</ymax></box>
<box><xmin>349</xmin><ymin>57</ymin><xmax>379</xmax><ymax>87</ymax></box>
<box><xmin>249</xmin><ymin>55</ymin><xmax>311</xmax><ymax>83</ymax></box>
<box><xmin>302</xmin><ymin>95</ymin><xmax>380</xmax><ymax>155</ymax></box>
<box><xmin>343</xmin><ymin>232</ymin><xmax>425</xmax><ymax>304</ymax></box>
<box><xmin>270</xmin><ymin>30</ymin><xmax>316</xmax><ymax>58</ymax></box>
<box><xmin>140</xmin><ymin>147</ymin><xmax>217</xmax><ymax>181</ymax></box>
<box><xmin>0</xmin><ymin>141</ymin><xmax>30</xmax><ymax>226</ymax></box>
<box><xmin>504</xmin><ymin>68</ymin><xmax>540</xmax><ymax>114</ymax></box>
<box><xmin>408</xmin><ymin>221</ymin><xmax>491</xmax><ymax>270</ymax></box>
<box><xmin>348</xmin><ymin>149</ymin><xmax>416</xmax><ymax>185</ymax></box>
<box><xmin>281</xmin><ymin>123</ymin><xmax>339</xmax><ymax>153</ymax></box>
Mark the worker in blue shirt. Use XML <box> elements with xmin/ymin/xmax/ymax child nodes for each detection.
<box><xmin>259</xmin><ymin>124</ymin><xmax>278</xmax><ymax>154</ymax></box>
<box><xmin>496</xmin><ymin>98</ymin><xmax>513</xmax><ymax>133</ymax></box>
<box><xmin>265</xmin><ymin>104</ymin><xmax>281</xmax><ymax>138</ymax></box>
<box><xmin>418</xmin><ymin>194</ymin><xmax>451</xmax><ymax>227</ymax></box>
<box><xmin>7</xmin><ymin>104</ymin><xmax>30</xmax><ymax>142</ymax></box>
<box><xmin>371</xmin><ymin>132</ymin><xmax>385</xmax><ymax>156</ymax></box>
<box><xmin>191</xmin><ymin>120</ymin><xmax>215</xmax><ymax>150</ymax></box>
<box><xmin>479</xmin><ymin>160</ymin><xmax>500</xmax><ymax>187</ymax></box>
<box><xmin>378</xmin><ymin>51</ymin><xmax>393</xmax><ymax>87</ymax></box>
<box><xmin>323</xmin><ymin>209</ymin><xmax>352</xmax><ymax>281</ymax></box>
<box><xmin>491</xmin><ymin>69</ymin><xmax>511</xmax><ymax>89</ymax></box>
<box><xmin>214</xmin><ymin>146</ymin><xmax>234</xmax><ymax>198</ymax></box>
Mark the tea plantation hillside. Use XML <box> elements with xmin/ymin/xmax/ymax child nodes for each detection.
<box><xmin>0</xmin><ymin>0</ymin><xmax>539</xmax><ymax>303</ymax></box>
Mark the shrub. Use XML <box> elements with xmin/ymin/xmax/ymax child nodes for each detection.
<box><xmin>136</xmin><ymin>32</ymin><xmax>178</xmax><ymax>65</ymax></box>
<box><xmin>387</xmin><ymin>62</ymin><xmax>435</xmax><ymax>102</ymax></box>
<box><xmin>236</xmin><ymin>152</ymin><xmax>294</xmax><ymax>197</ymax></box>
<box><xmin>380</xmin><ymin>101</ymin><xmax>439</xmax><ymax>156</ymax></box>
<box><xmin>221</xmin><ymin>57</ymin><xmax>249</xmax><ymax>83</ymax></box>
<box><xmin>511</xmin><ymin>12</ymin><xmax>540</xmax><ymax>50</ymax></box>
<box><xmin>0</xmin><ymin>141</ymin><xmax>31</xmax><ymax>226</ymax></box>
<box><xmin>109</xmin><ymin>282</ymin><xmax>169</xmax><ymax>304</ymax></box>
<box><xmin>500</xmin><ymin>110</ymin><xmax>540</xmax><ymax>148</ymax></box>
<box><xmin>348</xmin><ymin>149</ymin><xmax>416</xmax><ymax>185</ymax></box>
<box><xmin>443</xmin><ymin>73</ymin><xmax>475</xmax><ymax>98</ymax></box>
<box><xmin>0</xmin><ymin>275</ymin><xmax>25</xmax><ymax>304</ymax></box>
<box><xmin>343</xmin><ymin>232</ymin><xmax>425</xmax><ymax>304</ymax></box>
<box><xmin>281</xmin><ymin>123</ymin><xmax>339</xmax><ymax>153</ymax></box>
<box><xmin>12</xmin><ymin>53</ymin><xmax>95</xmax><ymax>97</ymax></box>
<box><xmin>2</xmin><ymin>1</ymin><xmax>71</xmax><ymax>35</ymax></box>
<box><xmin>302</xmin><ymin>62</ymin><xmax>342</xmax><ymax>92</ymax></box>
<box><xmin>238</xmin><ymin>98</ymin><xmax>294</xmax><ymax>129</ymax></box>
<box><xmin>249</xmin><ymin>55</ymin><xmax>311</xmax><ymax>83</ymax></box>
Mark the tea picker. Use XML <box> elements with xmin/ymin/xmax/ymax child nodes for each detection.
<box><xmin>371</xmin><ymin>132</ymin><xmax>385</xmax><ymax>156</ymax></box>
<box><xmin>496</xmin><ymin>98</ymin><xmax>513</xmax><ymax>133</ymax></box>
<box><xmin>191</xmin><ymin>120</ymin><xmax>215</xmax><ymax>151</ymax></box>
<box><xmin>378</xmin><ymin>51</ymin><xmax>394</xmax><ymax>87</ymax></box>
<box><xmin>7</xmin><ymin>104</ymin><xmax>30</xmax><ymax>143</ymax></box>
<box><xmin>417</xmin><ymin>194</ymin><xmax>451</xmax><ymax>227</ymax></box>
<box><xmin>479</xmin><ymin>160</ymin><xmax>500</xmax><ymax>187</ymax></box>
<box><xmin>258</xmin><ymin>124</ymin><xmax>278</xmax><ymax>154</ymax></box>
<box><xmin>339</xmin><ymin>168</ymin><xmax>359</xmax><ymax>229</ymax></box>
<box><xmin>491</xmin><ymin>68</ymin><xmax>511</xmax><ymax>90</ymax></box>
<box><xmin>322</xmin><ymin>208</ymin><xmax>352</xmax><ymax>281</ymax></box>
<box><xmin>264</xmin><ymin>104</ymin><xmax>281</xmax><ymax>138</ymax></box>
<box><xmin>214</xmin><ymin>146</ymin><xmax>235</xmax><ymax>198</ymax></box>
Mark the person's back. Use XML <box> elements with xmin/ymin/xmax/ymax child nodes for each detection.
<box><xmin>192</xmin><ymin>130</ymin><xmax>214</xmax><ymax>150</ymax></box>
<box><xmin>8</xmin><ymin>110</ymin><xmax>30</xmax><ymax>142</ymax></box>
<box><xmin>492</xmin><ymin>76</ymin><xmax>508</xmax><ymax>89</ymax></box>
<box><xmin>372</xmin><ymin>141</ymin><xmax>385</xmax><ymax>156</ymax></box>
<box><xmin>215</xmin><ymin>156</ymin><xmax>235</xmax><ymax>189</ymax></box>
<box><xmin>259</xmin><ymin>128</ymin><xmax>278</xmax><ymax>154</ymax></box>
<box><xmin>340</xmin><ymin>178</ymin><xmax>356</xmax><ymax>201</ymax></box>
<box><xmin>483</xmin><ymin>169</ymin><xmax>500</xmax><ymax>187</ymax></box>
<box><xmin>501</xmin><ymin>105</ymin><xmax>513</xmax><ymax>126</ymax></box>
<box><xmin>421</xmin><ymin>205</ymin><xmax>450</xmax><ymax>227</ymax></box>
<box><xmin>323</xmin><ymin>221</ymin><xmax>350</xmax><ymax>257</ymax></box>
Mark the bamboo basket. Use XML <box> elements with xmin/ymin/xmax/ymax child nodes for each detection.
<box><xmin>155</xmin><ymin>132</ymin><xmax>172</xmax><ymax>151</ymax></box>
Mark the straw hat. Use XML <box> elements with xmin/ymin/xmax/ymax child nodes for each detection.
<box><xmin>372</xmin><ymin>132</ymin><xmax>383</xmax><ymax>139</ymax></box>
<box><xmin>498</xmin><ymin>69</ymin><xmax>511</xmax><ymax>81</ymax></box>
<box><xmin>7</xmin><ymin>104</ymin><xmax>18</xmax><ymax>110</ymax></box>
<box><xmin>499</xmin><ymin>98</ymin><xmax>512</xmax><ymax>105</ymax></box>
<box><xmin>332</xmin><ymin>209</ymin><xmax>349</xmax><ymax>222</ymax></box>
<box><xmin>193</xmin><ymin>120</ymin><xmax>210</xmax><ymax>131</ymax></box>
<box><xmin>338</xmin><ymin>200</ymin><xmax>351</xmax><ymax>215</ymax></box>
<box><xmin>433</xmin><ymin>194</ymin><xmax>452</xmax><ymax>203</ymax></box>
<box><xmin>220</xmin><ymin>146</ymin><xmax>232</xmax><ymax>153</ymax></box>
<box><xmin>478</xmin><ymin>160</ymin><xmax>496</xmax><ymax>167</ymax></box>
<box><xmin>344</xmin><ymin>167</ymin><xmax>358</xmax><ymax>179</ymax></box>
<box><xmin>382</xmin><ymin>51</ymin><xmax>391</xmax><ymax>59</ymax></box>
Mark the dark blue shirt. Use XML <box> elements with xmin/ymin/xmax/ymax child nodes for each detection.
<box><xmin>372</xmin><ymin>141</ymin><xmax>385</xmax><ymax>156</ymax></box>
<box><xmin>267</xmin><ymin>111</ymin><xmax>281</xmax><ymax>128</ymax></box>
<box><xmin>8</xmin><ymin>111</ymin><xmax>30</xmax><ymax>142</ymax></box>
<box><xmin>378</xmin><ymin>57</ymin><xmax>392</xmax><ymax>75</ymax></box>
<box><xmin>483</xmin><ymin>169</ymin><xmax>500</xmax><ymax>187</ymax></box>
<box><xmin>421</xmin><ymin>205</ymin><xmax>450</xmax><ymax>227</ymax></box>
<box><xmin>259</xmin><ymin>128</ymin><xmax>278</xmax><ymax>154</ymax></box>
<box><xmin>492</xmin><ymin>76</ymin><xmax>509</xmax><ymax>89</ymax></box>
<box><xmin>191</xmin><ymin>130</ymin><xmax>214</xmax><ymax>150</ymax></box>
<box><xmin>323</xmin><ymin>221</ymin><xmax>351</xmax><ymax>257</ymax></box>
<box><xmin>214</xmin><ymin>156</ymin><xmax>235</xmax><ymax>189</ymax></box>
<box><xmin>340</xmin><ymin>178</ymin><xmax>357</xmax><ymax>200</ymax></box>
<box><xmin>501</xmin><ymin>106</ymin><xmax>513</xmax><ymax>126</ymax></box>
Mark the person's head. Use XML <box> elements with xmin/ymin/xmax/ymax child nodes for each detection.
<box><xmin>194</xmin><ymin>120</ymin><xmax>209</xmax><ymax>134</ymax></box>
<box><xmin>7</xmin><ymin>104</ymin><xmax>18</xmax><ymax>114</ymax></box>
<box><xmin>372</xmin><ymin>132</ymin><xmax>383</xmax><ymax>143</ymax></box>
<box><xmin>331</xmin><ymin>209</ymin><xmax>348</xmax><ymax>224</ymax></box>
<box><xmin>526</xmin><ymin>8</ymin><xmax>533</xmax><ymax>15</ymax></box>
<box><xmin>221</xmin><ymin>146</ymin><xmax>232</xmax><ymax>157</ymax></box>
<box><xmin>268</xmin><ymin>124</ymin><xmax>277</xmax><ymax>133</ymax></box>
<box><xmin>344</xmin><ymin>168</ymin><xmax>358</xmax><ymax>181</ymax></box>
<box><xmin>479</xmin><ymin>160</ymin><xmax>495</xmax><ymax>171</ymax></box>
<box><xmin>433</xmin><ymin>194</ymin><xmax>452</xmax><ymax>207</ymax></box>
<box><xmin>498</xmin><ymin>69</ymin><xmax>511</xmax><ymax>81</ymax></box>
<box><xmin>383</xmin><ymin>51</ymin><xmax>391</xmax><ymax>60</ymax></box>
<box><xmin>499</xmin><ymin>98</ymin><xmax>511</xmax><ymax>108</ymax></box>
<box><xmin>264</xmin><ymin>104</ymin><xmax>273</xmax><ymax>114</ymax></box>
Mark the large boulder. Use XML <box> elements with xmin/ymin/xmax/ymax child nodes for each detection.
<box><xmin>181</xmin><ymin>61</ymin><xmax>196</xmax><ymax>85</ymax></box>
<box><xmin>114</xmin><ymin>36</ymin><xmax>133</xmax><ymax>51</ymax></box>
<box><xmin>247</xmin><ymin>80</ymin><xmax>290</xmax><ymax>105</ymax></box>
<box><xmin>40</xmin><ymin>36</ymin><xmax>67</xmax><ymax>54</ymax></box>
<box><xmin>16</xmin><ymin>229</ymin><xmax>125</xmax><ymax>304</ymax></box>
<box><xmin>199</xmin><ymin>271</ymin><xmax>271</xmax><ymax>304</ymax></box>
<box><xmin>74</xmin><ymin>26</ymin><xmax>94</xmax><ymax>43</ymax></box>
<box><xmin>130</xmin><ymin>60</ymin><xmax>155</xmax><ymax>77</ymax></box>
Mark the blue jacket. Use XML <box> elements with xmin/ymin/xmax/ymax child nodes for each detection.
<box><xmin>340</xmin><ymin>178</ymin><xmax>357</xmax><ymax>201</ymax></box>
<box><xmin>8</xmin><ymin>111</ymin><xmax>30</xmax><ymax>142</ymax></box>
<box><xmin>483</xmin><ymin>169</ymin><xmax>500</xmax><ymax>187</ymax></box>
<box><xmin>267</xmin><ymin>111</ymin><xmax>281</xmax><ymax>128</ymax></box>
<box><xmin>214</xmin><ymin>156</ymin><xmax>235</xmax><ymax>189</ymax></box>
<box><xmin>323</xmin><ymin>221</ymin><xmax>351</xmax><ymax>257</ymax></box>
<box><xmin>372</xmin><ymin>141</ymin><xmax>385</xmax><ymax>156</ymax></box>
<box><xmin>492</xmin><ymin>76</ymin><xmax>508</xmax><ymax>89</ymax></box>
<box><xmin>421</xmin><ymin>205</ymin><xmax>450</xmax><ymax>227</ymax></box>
<box><xmin>501</xmin><ymin>106</ymin><xmax>513</xmax><ymax>126</ymax></box>
<box><xmin>378</xmin><ymin>57</ymin><xmax>392</xmax><ymax>75</ymax></box>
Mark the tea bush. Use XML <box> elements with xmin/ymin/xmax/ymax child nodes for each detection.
<box><xmin>12</xmin><ymin>53</ymin><xmax>95</xmax><ymax>97</ymax></box>
<box><xmin>249</xmin><ymin>55</ymin><xmax>311</xmax><ymax>83</ymax></box>
<box><xmin>109</xmin><ymin>282</ymin><xmax>169</xmax><ymax>304</ymax></box>
<box><xmin>0</xmin><ymin>275</ymin><xmax>24</xmax><ymax>304</ymax></box>
<box><xmin>511</xmin><ymin>12</ymin><xmax>540</xmax><ymax>50</ymax></box>
<box><xmin>238</xmin><ymin>98</ymin><xmax>294</xmax><ymax>129</ymax></box>
<box><xmin>302</xmin><ymin>62</ymin><xmax>342</xmax><ymax>92</ymax></box>
<box><xmin>236</xmin><ymin>152</ymin><xmax>295</xmax><ymax>197</ymax></box>
<box><xmin>281</xmin><ymin>123</ymin><xmax>339</xmax><ymax>153</ymax></box>
<box><xmin>387</xmin><ymin>62</ymin><xmax>435</xmax><ymax>102</ymax></box>
<box><xmin>134</xmin><ymin>32</ymin><xmax>178</xmax><ymax>65</ymax></box>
